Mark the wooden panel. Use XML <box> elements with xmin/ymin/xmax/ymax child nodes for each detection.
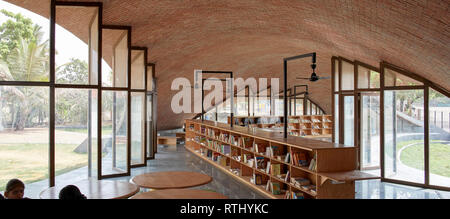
<box><xmin>316</xmin><ymin>148</ymin><xmax>357</xmax><ymax>172</ymax></box>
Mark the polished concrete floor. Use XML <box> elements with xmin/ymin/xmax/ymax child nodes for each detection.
<box><xmin>24</xmin><ymin>142</ymin><xmax>450</xmax><ymax>199</ymax></box>
<box><xmin>111</xmin><ymin>143</ymin><xmax>450</xmax><ymax>199</ymax></box>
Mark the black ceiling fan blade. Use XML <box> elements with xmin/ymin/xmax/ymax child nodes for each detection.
<box><xmin>296</xmin><ymin>77</ymin><xmax>311</xmax><ymax>80</ymax></box>
<box><xmin>319</xmin><ymin>76</ymin><xmax>331</xmax><ymax>80</ymax></box>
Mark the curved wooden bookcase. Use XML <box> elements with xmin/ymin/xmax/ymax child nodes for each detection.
<box><xmin>185</xmin><ymin>119</ymin><xmax>379</xmax><ymax>199</ymax></box>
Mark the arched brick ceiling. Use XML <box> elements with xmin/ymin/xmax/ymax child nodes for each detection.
<box><xmin>5</xmin><ymin>0</ymin><xmax>450</xmax><ymax>130</ymax></box>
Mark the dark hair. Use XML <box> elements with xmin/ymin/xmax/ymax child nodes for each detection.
<box><xmin>6</xmin><ymin>179</ymin><xmax>25</xmax><ymax>193</ymax></box>
<box><xmin>59</xmin><ymin>185</ymin><xmax>87</xmax><ymax>200</ymax></box>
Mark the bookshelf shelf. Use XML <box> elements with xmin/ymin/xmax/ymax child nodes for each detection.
<box><xmin>229</xmin><ymin>115</ymin><xmax>333</xmax><ymax>138</ymax></box>
<box><xmin>186</xmin><ymin>119</ymin><xmax>378</xmax><ymax>199</ymax></box>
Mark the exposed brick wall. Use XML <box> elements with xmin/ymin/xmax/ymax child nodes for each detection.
<box><xmin>6</xmin><ymin>0</ymin><xmax>450</xmax><ymax>130</ymax></box>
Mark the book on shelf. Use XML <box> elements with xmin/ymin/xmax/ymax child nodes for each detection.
<box><xmin>284</xmin><ymin>191</ymin><xmax>291</xmax><ymax>199</ymax></box>
<box><xmin>291</xmin><ymin>177</ymin><xmax>311</xmax><ymax>188</ymax></box>
<box><xmin>271</xmin><ymin>163</ymin><xmax>280</xmax><ymax>176</ymax></box>
<box><xmin>229</xmin><ymin>135</ymin><xmax>239</xmax><ymax>146</ymax></box>
<box><xmin>285</xmin><ymin>171</ymin><xmax>290</xmax><ymax>182</ymax></box>
<box><xmin>308</xmin><ymin>154</ymin><xmax>317</xmax><ymax>171</ymax></box>
<box><xmin>254</xmin><ymin>143</ymin><xmax>267</xmax><ymax>154</ymax></box>
<box><xmin>220</xmin><ymin>133</ymin><xmax>229</xmax><ymax>142</ymax></box>
<box><xmin>265</xmin><ymin>161</ymin><xmax>271</xmax><ymax>174</ymax></box>
<box><xmin>255</xmin><ymin>157</ymin><xmax>265</xmax><ymax>170</ymax></box>
<box><xmin>247</xmin><ymin>159</ymin><xmax>254</xmax><ymax>167</ymax></box>
<box><xmin>255</xmin><ymin>174</ymin><xmax>263</xmax><ymax>185</ymax></box>
<box><xmin>292</xmin><ymin>152</ymin><xmax>309</xmax><ymax>167</ymax></box>
<box><xmin>265</xmin><ymin>146</ymin><xmax>271</xmax><ymax>157</ymax></box>
<box><xmin>266</xmin><ymin>180</ymin><xmax>271</xmax><ymax>192</ymax></box>
<box><xmin>292</xmin><ymin>192</ymin><xmax>305</xmax><ymax>199</ymax></box>
<box><xmin>271</xmin><ymin>145</ymin><xmax>281</xmax><ymax>158</ymax></box>
<box><xmin>240</xmin><ymin>137</ymin><xmax>253</xmax><ymax>148</ymax></box>
<box><xmin>284</xmin><ymin>152</ymin><xmax>290</xmax><ymax>163</ymax></box>
<box><xmin>271</xmin><ymin>182</ymin><xmax>281</xmax><ymax>195</ymax></box>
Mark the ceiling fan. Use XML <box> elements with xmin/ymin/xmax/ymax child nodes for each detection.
<box><xmin>296</xmin><ymin>64</ymin><xmax>331</xmax><ymax>82</ymax></box>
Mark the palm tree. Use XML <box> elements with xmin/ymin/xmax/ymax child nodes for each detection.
<box><xmin>2</xmin><ymin>25</ymin><xmax>49</xmax><ymax>131</ymax></box>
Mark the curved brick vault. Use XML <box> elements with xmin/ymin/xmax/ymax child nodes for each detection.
<box><xmin>5</xmin><ymin>0</ymin><xmax>450</xmax><ymax>130</ymax></box>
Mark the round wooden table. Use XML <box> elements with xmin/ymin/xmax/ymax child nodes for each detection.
<box><xmin>131</xmin><ymin>189</ymin><xmax>228</xmax><ymax>199</ymax></box>
<box><xmin>131</xmin><ymin>171</ymin><xmax>213</xmax><ymax>190</ymax></box>
<box><xmin>39</xmin><ymin>179</ymin><xmax>140</xmax><ymax>199</ymax></box>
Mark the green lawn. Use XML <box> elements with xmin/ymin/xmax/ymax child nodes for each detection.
<box><xmin>400</xmin><ymin>141</ymin><xmax>450</xmax><ymax>177</ymax></box>
<box><xmin>0</xmin><ymin>143</ymin><xmax>89</xmax><ymax>191</ymax></box>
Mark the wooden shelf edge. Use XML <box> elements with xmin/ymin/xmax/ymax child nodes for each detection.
<box><xmin>318</xmin><ymin>170</ymin><xmax>381</xmax><ymax>186</ymax></box>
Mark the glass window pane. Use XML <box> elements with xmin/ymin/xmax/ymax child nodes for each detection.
<box><xmin>370</xmin><ymin>71</ymin><xmax>380</xmax><ymax>89</ymax></box>
<box><xmin>384</xmin><ymin>67</ymin><xmax>423</xmax><ymax>87</ymax></box>
<box><xmin>102</xmin><ymin>29</ymin><xmax>128</xmax><ymax>87</ymax></box>
<box><xmin>101</xmin><ymin>91</ymin><xmax>128</xmax><ymax>175</ymax></box>
<box><xmin>384</xmin><ymin>90</ymin><xmax>424</xmax><ymax>184</ymax></box>
<box><xmin>146</xmin><ymin>94</ymin><xmax>154</xmax><ymax>158</ymax></box>
<box><xmin>0</xmin><ymin>2</ymin><xmax>50</xmax><ymax>82</ymax></box>
<box><xmin>55</xmin><ymin>89</ymin><xmax>98</xmax><ymax>185</ymax></box>
<box><xmin>274</xmin><ymin>98</ymin><xmax>284</xmax><ymax>116</ymax></box>
<box><xmin>344</xmin><ymin>96</ymin><xmax>355</xmax><ymax>146</ymax></box>
<box><xmin>334</xmin><ymin>59</ymin><xmax>339</xmax><ymax>92</ymax></box>
<box><xmin>0</xmin><ymin>86</ymin><xmax>49</xmax><ymax>198</ymax></box>
<box><xmin>341</xmin><ymin>60</ymin><xmax>354</xmax><ymax>90</ymax></box>
<box><xmin>204</xmin><ymin>107</ymin><xmax>216</xmax><ymax>121</ymax></box>
<box><xmin>147</xmin><ymin>65</ymin><xmax>154</xmax><ymax>91</ymax></box>
<box><xmin>56</xmin><ymin>6</ymin><xmax>99</xmax><ymax>85</ymax></box>
<box><xmin>296</xmin><ymin>99</ymin><xmax>304</xmax><ymax>116</ymax></box>
<box><xmin>334</xmin><ymin>94</ymin><xmax>339</xmax><ymax>143</ymax></box>
<box><xmin>429</xmin><ymin>88</ymin><xmax>450</xmax><ymax>188</ymax></box>
<box><xmin>306</xmin><ymin>99</ymin><xmax>311</xmax><ymax>115</ymax></box>
<box><xmin>358</xmin><ymin>66</ymin><xmax>370</xmax><ymax>89</ymax></box>
<box><xmin>255</xmin><ymin>96</ymin><xmax>270</xmax><ymax>116</ymax></box>
<box><xmin>131</xmin><ymin>92</ymin><xmax>145</xmax><ymax>165</ymax></box>
<box><xmin>217</xmin><ymin>99</ymin><xmax>230</xmax><ymax>123</ymax></box>
<box><xmin>360</xmin><ymin>92</ymin><xmax>380</xmax><ymax>175</ymax></box>
<box><xmin>131</xmin><ymin>50</ymin><xmax>145</xmax><ymax>89</ymax></box>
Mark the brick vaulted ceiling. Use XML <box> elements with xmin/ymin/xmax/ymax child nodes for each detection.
<box><xmin>5</xmin><ymin>0</ymin><xmax>450</xmax><ymax>130</ymax></box>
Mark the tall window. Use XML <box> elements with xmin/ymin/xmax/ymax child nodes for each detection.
<box><xmin>428</xmin><ymin>88</ymin><xmax>450</xmax><ymax>188</ymax></box>
<box><xmin>0</xmin><ymin>1</ymin><xmax>51</xmax><ymax>198</ymax></box>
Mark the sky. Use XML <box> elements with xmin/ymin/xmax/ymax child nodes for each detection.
<box><xmin>0</xmin><ymin>0</ymin><xmax>112</xmax><ymax>78</ymax></box>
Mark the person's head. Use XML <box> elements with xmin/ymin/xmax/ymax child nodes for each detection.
<box><xmin>4</xmin><ymin>179</ymin><xmax>25</xmax><ymax>199</ymax></box>
<box><xmin>59</xmin><ymin>185</ymin><xmax>87</xmax><ymax>200</ymax></box>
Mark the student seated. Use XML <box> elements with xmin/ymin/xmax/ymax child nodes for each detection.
<box><xmin>59</xmin><ymin>185</ymin><xmax>87</xmax><ymax>200</ymax></box>
<box><xmin>4</xmin><ymin>179</ymin><xmax>26</xmax><ymax>199</ymax></box>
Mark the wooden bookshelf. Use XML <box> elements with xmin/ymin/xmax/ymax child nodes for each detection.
<box><xmin>228</xmin><ymin>115</ymin><xmax>333</xmax><ymax>138</ymax></box>
<box><xmin>186</xmin><ymin>119</ymin><xmax>379</xmax><ymax>199</ymax></box>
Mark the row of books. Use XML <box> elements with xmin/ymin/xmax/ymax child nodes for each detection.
<box><xmin>285</xmin><ymin>191</ymin><xmax>305</xmax><ymax>199</ymax></box>
<box><xmin>291</xmin><ymin>152</ymin><xmax>309</xmax><ymax>167</ymax></box>
<box><xmin>265</xmin><ymin>180</ymin><xmax>283</xmax><ymax>195</ymax></box>
<box><xmin>311</xmin><ymin>119</ymin><xmax>322</xmax><ymax>123</ymax></box>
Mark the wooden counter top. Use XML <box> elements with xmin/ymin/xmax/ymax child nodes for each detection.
<box><xmin>131</xmin><ymin>171</ymin><xmax>213</xmax><ymax>189</ymax></box>
<box><xmin>39</xmin><ymin>179</ymin><xmax>139</xmax><ymax>199</ymax></box>
<box><xmin>187</xmin><ymin>120</ymin><xmax>353</xmax><ymax>151</ymax></box>
<box><xmin>319</xmin><ymin>170</ymin><xmax>380</xmax><ymax>182</ymax></box>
